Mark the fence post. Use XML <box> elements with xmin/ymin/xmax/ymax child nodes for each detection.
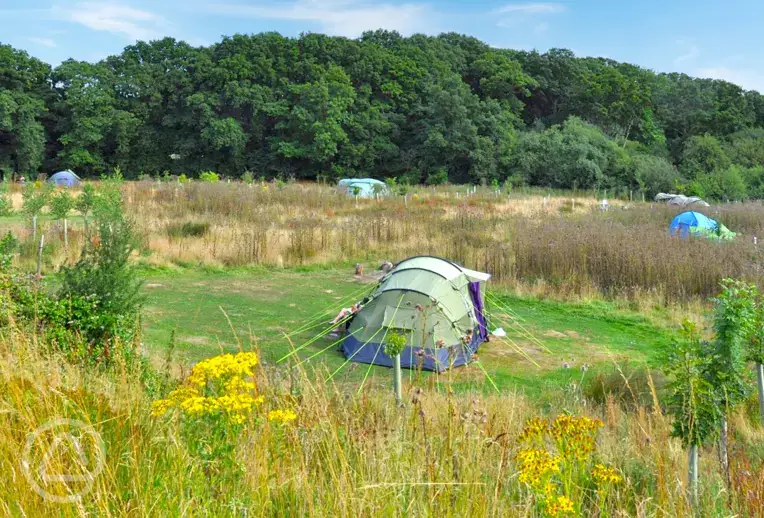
<box><xmin>32</xmin><ymin>215</ymin><xmax>37</xmax><ymax>241</ymax></box>
<box><xmin>63</xmin><ymin>218</ymin><xmax>68</xmax><ymax>249</ymax></box>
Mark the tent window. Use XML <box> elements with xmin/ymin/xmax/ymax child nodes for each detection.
<box><xmin>382</xmin><ymin>306</ymin><xmax>420</xmax><ymax>331</ymax></box>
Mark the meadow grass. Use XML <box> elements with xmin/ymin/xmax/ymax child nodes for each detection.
<box><xmin>2</xmin><ymin>314</ymin><xmax>763</xmax><ymax>517</ymax></box>
<box><xmin>138</xmin><ymin>266</ymin><xmax>679</xmax><ymax>399</ymax></box>
<box><xmin>4</xmin><ymin>182</ymin><xmax>764</xmax><ymax>304</ymax></box>
<box><xmin>2</xmin><ymin>182</ymin><xmax>764</xmax><ymax>516</ymax></box>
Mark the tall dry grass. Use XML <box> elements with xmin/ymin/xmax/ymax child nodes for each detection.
<box><xmin>4</xmin><ymin>181</ymin><xmax>764</xmax><ymax>303</ymax></box>
<box><xmin>3</xmin><ymin>317</ymin><xmax>757</xmax><ymax>517</ymax></box>
<box><xmin>125</xmin><ymin>182</ymin><xmax>764</xmax><ymax>303</ymax></box>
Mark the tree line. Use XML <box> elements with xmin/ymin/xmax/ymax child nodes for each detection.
<box><xmin>3</xmin><ymin>31</ymin><xmax>764</xmax><ymax>199</ymax></box>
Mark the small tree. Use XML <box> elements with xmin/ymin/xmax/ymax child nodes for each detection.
<box><xmin>747</xmin><ymin>301</ymin><xmax>764</xmax><ymax>425</ymax></box>
<box><xmin>383</xmin><ymin>177</ymin><xmax>398</xmax><ymax>194</ymax></box>
<box><xmin>93</xmin><ymin>171</ymin><xmax>125</xmax><ymax>223</ymax></box>
<box><xmin>58</xmin><ymin>173</ymin><xmax>142</xmax><ymax>363</ymax></box>
<box><xmin>76</xmin><ymin>183</ymin><xmax>96</xmax><ymax>228</ymax></box>
<box><xmin>666</xmin><ymin>320</ymin><xmax>722</xmax><ymax>506</ymax></box>
<box><xmin>707</xmin><ymin>279</ymin><xmax>756</xmax><ymax>482</ymax></box>
<box><xmin>199</xmin><ymin>171</ymin><xmax>219</xmax><ymax>183</ymax></box>
<box><xmin>50</xmin><ymin>190</ymin><xmax>74</xmax><ymax>248</ymax></box>
<box><xmin>22</xmin><ymin>183</ymin><xmax>50</xmax><ymax>240</ymax></box>
<box><xmin>425</xmin><ymin>167</ymin><xmax>448</xmax><ymax>186</ymax></box>
<box><xmin>0</xmin><ymin>179</ymin><xmax>13</xmax><ymax>217</ymax></box>
<box><xmin>384</xmin><ymin>331</ymin><xmax>407</xmax><ymax>405</ymax></box>
<box><xmin>371</xmin><ymin>182</ymin><xmax>386</xmax><ymax>199</ymax></box>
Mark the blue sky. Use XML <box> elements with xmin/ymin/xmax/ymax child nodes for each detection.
<box><xmin>2</xmin><ymin>0</ymin><xmax>764</xmax><ymax>91</ymax></box>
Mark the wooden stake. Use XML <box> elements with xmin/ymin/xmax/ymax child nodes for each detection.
<box><xmin>36</xmin><ymin>234</ymin><xmax>44</xmax><ymax>277</ymax></box>
<box><xmin>756</xmin><ymin>362</ymin><xmax>764</xmax><ymax>426</ymax></box>
<box><xmin>719</xmin><ymin>418</ymin><xmax>730</xmax><ymax>487</ymax></box>
<box><xmin>394</xmin><ymin>353</ymin><xmax>403</xmax><ymax>405</ymax></box>
<box><xmin>689</xmin><ymin>445</ymin><xmax>699</xmax><ymax>507</ymax></box>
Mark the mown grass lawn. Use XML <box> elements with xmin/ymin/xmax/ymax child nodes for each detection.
<box><xmin>140</xmin><ymin>266</ymin><xmax>679</xmax><ymax>398</ymax></box>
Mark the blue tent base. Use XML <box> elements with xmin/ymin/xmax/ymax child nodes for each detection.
<box><xmin>341</xmin><ymin>333</ymin><xmax>483</xmax><ymax>373</ymax></box>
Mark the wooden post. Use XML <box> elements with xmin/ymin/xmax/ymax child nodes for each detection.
<box><xmin>32</xmin><ymin>215</ymin><xmax>37</xmax><ymax>242</ymax></box>
<box><xmin>719</xmin><ymin>418</ymin><xmax>730</xmax><ymax>487</ymax></box>
<box><xmin>757</xmin><ymin>362</ymin><xmax>764</xmax><ymax>426</ymax></box>
<box><xmin>63</xmin><ymin>218</ymin><xmax>68</xmax><ymax>249</ymax></box>
<box><xmin>394</xmin><ymin>353</ymin><xmax>403</xmax><ymax>405</ymax></box>
<box><xmin>689</xmin><ymin>445</ymin><xmax>699</xmax><ymax>507</ymax></box>
<box><xmin>36</xmin><ymin>234</ymin><xmax>44</xmax><ymax>277</ymax></box>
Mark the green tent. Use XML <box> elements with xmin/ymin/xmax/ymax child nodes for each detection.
<box><xmin>341</xmin><ymin>256</ymin><xmax>490</xmax><ymax>371</ymax></box>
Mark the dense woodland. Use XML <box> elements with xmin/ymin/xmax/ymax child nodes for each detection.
<box><xmin>4</xmin><ymin>31</ymin><xmax>764</xmax><ymax>198</ymax></box>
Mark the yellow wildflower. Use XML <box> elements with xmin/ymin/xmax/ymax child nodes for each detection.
<box><xmin>546</xmin><ymin>495</ymin><xmax>575</xmax><ymax>516</ymax></box>
<box><xmin>592</xmin><ymin>464</ymin><xmax>623</xmax><ymax>485</ymax></box>
<box><xmin>518</xmin><ymin>416</ymin><xmax>548</xmax><ymax>445</ymax></box>
<box><xmin>516</xmin><ymin>448</ymin><xmax>560</xmax><ymax>489</ymax></box>
<box><xmin>268</xmin><ymin>409</ymin><xmax>297</xmax><ymax>424</ymax></box>
<box><xmin>151</xmin><ymin>351</ymin><xmax>262</xmax><ymax>424</ymax></box>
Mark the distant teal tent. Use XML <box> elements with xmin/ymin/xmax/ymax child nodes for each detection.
<box><xmin>669</xmin><ymin>211</ymin><xmax>736</xmax><ymax>240</ymax></box>
<box><xmin>338</xmin><ymin>178</ymin><xmax>387</xmax><ymax>198</ymax></box>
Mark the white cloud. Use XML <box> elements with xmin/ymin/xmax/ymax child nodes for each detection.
<box><xmin>496</xmin><ymin>3</ymin><xmax>566</xmax><ymax>15</ymax></box>
<box><xmin>696</xmin><ymin>67</ymin><xmax>764</xmax><ymax>92</ymax></box>
<box><xmin>57</xmin><ymin>2</ymin><xmax>165</xmax><ymax>41</ymax></box>
<box><xmin>495</xmin><ymin>3</ymin><xmax>565</xmax><ymax>31</ymax></box>
<box><xmin>208</xmin><ymin>0</ymin><xmax>435</xmax><ymax>38</ymax></box>
<box><xmin>28</xmin><ymin>37</ymin><xmax>57</xmax><ymax>48</ymax></box>
<box><xmin>673</xmin><ymin>40</ymin><xmax>699</xmax><ymax>65</ymax></box>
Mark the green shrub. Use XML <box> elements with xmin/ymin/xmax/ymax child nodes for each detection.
<box><xmin>242</xmin><ymin>171</ymin><xmax>254</xmax><ymax>184</ymax></box>
<box><xmin>0</xmin><ymin>180</ymin><xmax>12</xmax><ymax>217</ymax></box>
<box><xmin>584</xmin><ymin>362</ymin><xmax>667</xmax><ymax>409</ymax></box>
<box><xmin>49</xmin><ymin>190</ymin><xmax>74</xmax><ymax>220</ymax></box>
<box><xmin>426</xmin><ymin>168</ymin><xmax>448</xmax><ymax>186</ymax></box>
<box><xmin>199</xmin><ymin>171</ymin><xmax>220</xmax><ymax>183</ymax></box>
<box><xmin>0</xmin><ymin>231</ymin><xmax>18</xmax><ymax>269</ymax></box>
<box><xmin>76</xmin><ymin>183</ymin><xmax>96</xmax><ymax>221</ymax></box>
<box><xmin>178</xmin><ymin>173</ymin><xmax>189</xmax><ymax>184</ymax></box>
<box><xmin>57</xmin><ymin>218</ymin><xmax>143</xmax><ymax>362</ymax></box>
<box><xmin>21</xmin><ymin>183</ymin><xmax>49</xmax><ymax>219</ymax></box>
<box><xmin>166</xmin><ymin>221</ymin><xmax>210</xmax><ymax>239</ymax></box>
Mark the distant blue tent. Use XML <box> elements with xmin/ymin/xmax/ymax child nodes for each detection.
<box><xmin>48</xmin><ymin>170</ymin><xmax>81</xmax><ymax>187</ymax></box>
<box><xmin>669</xmin><ymin>211</ymin><xmax>736</xmax><ymax>240</ymax></box>
<box><xmin>338</xmin><ymin>178</ymin><xmax>387</xmax><ymax>198</ymax></box>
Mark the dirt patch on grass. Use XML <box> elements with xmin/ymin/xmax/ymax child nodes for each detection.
<box><xmin>543</xmin><ymin>330</ymin><xmax>568</xmax><ymax>339</ymax></box>
<box><xmin>183</xmin><ymin>336</ymin><xmax>210</xmax><ymax>345</ymax></box>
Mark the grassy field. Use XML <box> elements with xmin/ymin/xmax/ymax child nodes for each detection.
<box><xmin>140</xmin><ymin>266</ymin><xmax>678</xmax><ymax>398</ymax></box>
<box><xmin>4</xmin><ymin>182</ymin><xmax>764</xmax><ymax>516</ymax></box>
